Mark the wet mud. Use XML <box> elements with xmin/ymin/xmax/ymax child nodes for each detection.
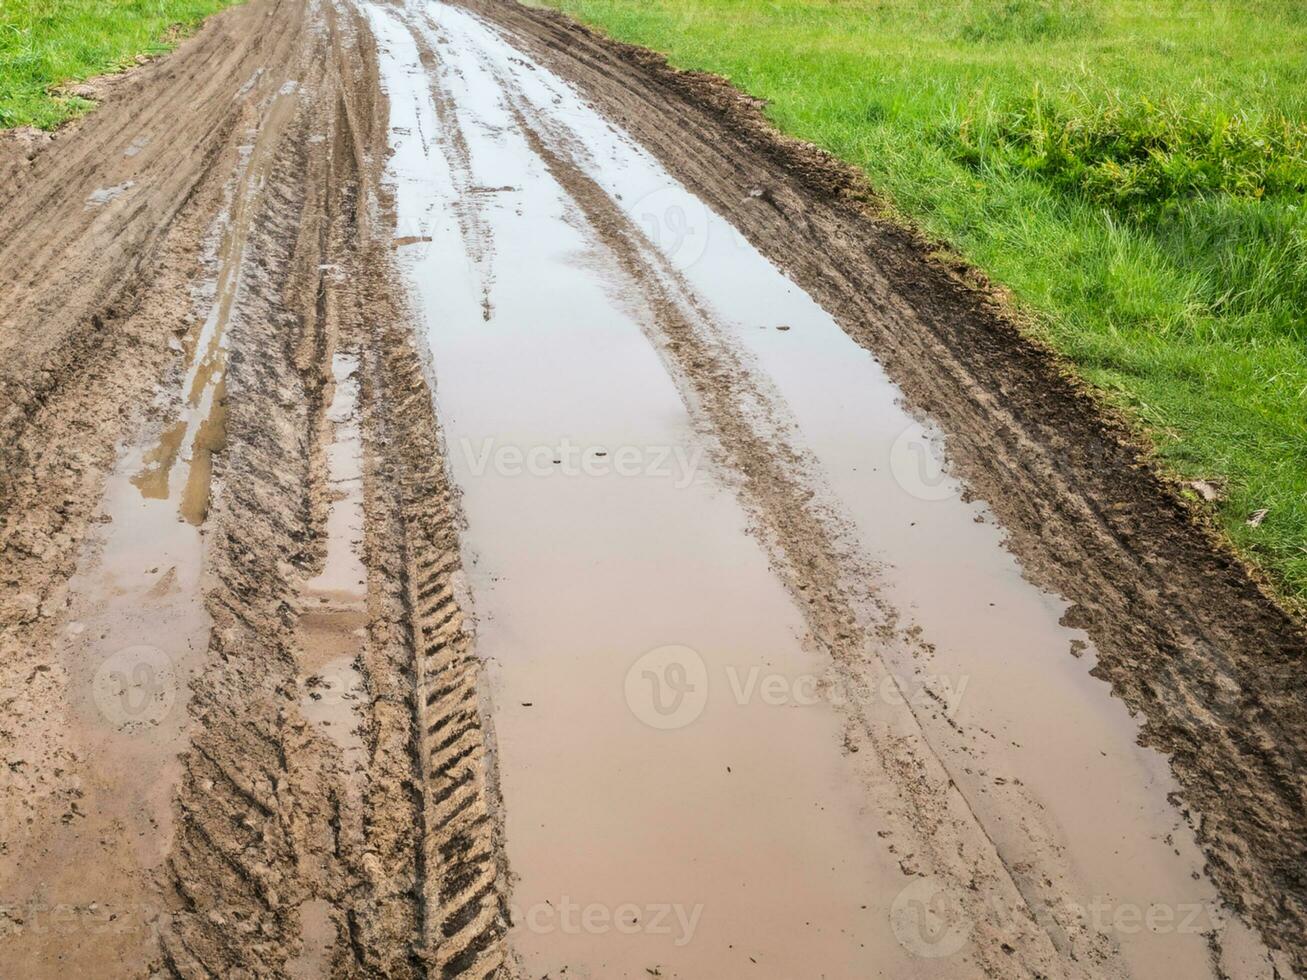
<box><xmin>0</xmin><ymin>0</ymin><xmax>1303</xmax><ymax>976</ymax></box>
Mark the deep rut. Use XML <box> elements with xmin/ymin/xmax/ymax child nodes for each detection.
<box><xmin>357</xmin><ymin>269</ymin><xmax>510</xmax><ymax>976</ymax></box>
<box><xmin>157</xmin><ymin>6</ymin><xmax>509</xmax><ymax>975</ymax></box>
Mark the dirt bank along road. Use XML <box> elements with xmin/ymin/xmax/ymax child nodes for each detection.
<box><xmin>1</xmin><ymin>0</ymin><xmax>1303</xmax><ymax>976</ymax></box>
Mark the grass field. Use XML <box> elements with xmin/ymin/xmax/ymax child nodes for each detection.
<box><xmin>0</xmin><ymin>0</ymin><xmax>237</xmax><ymax>129</ymax></box>
<box><xmin>536</xmin><ymin>0</ymin><xmax>1307</xmax><ymax>605</ymax></box>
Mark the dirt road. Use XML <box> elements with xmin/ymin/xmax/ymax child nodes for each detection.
<box><xmin>0</xmin><ymin>0</ymin><xmax>1303</xmax><ymax>976</ymax></box>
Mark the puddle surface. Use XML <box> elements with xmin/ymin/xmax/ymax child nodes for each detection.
<box><xmin>372</xmin><ymin>8</ymin><xmax>916</xmax><ymax>976</ymax></box>
<box><xmin>370</xmin><ymin>3</ymin><xmax>1271</xmax><ymax>977</ymax></box>
<box><xmin>85</xmin><ymin>180</ymin><xmax>135</xmax><ymax>207</ymax></box>
<box><xmin>296</xmin><ymin>352</ymin><xmax>367</xmax><ymax>766</ymax></box>
<box><xmin>59</xmin><ymin>440</ymin><xmax>211</xmax><ymax>867</ymax></box>
<box><xmin>286</xmin><ymin>898</ymin><xmax>337</xmax><ymax>979</ymax></box>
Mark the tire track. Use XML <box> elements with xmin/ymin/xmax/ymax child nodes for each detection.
<box><xmin>498</xmin><ymin>79</ymin><xmax>1080</xmax><ymax>980</ymax></box>
<box><xmin>340</xmin><ymin>15</ymin><xmax>512</xmax><ymax>972</ymax></box>
<box><xmin>378</xmin><ymin>5</ymin><xmax>1067</xmax><ymax>974</ymax></box>
<box><xmin>363</xmin><ymin>299</ymin><xmax>511</xmax><ymax>979</ymax></box>
<box><xmin>3</xmin><ymin>0</ymin><xmax>506</xmax><ymax>974</ymax></box>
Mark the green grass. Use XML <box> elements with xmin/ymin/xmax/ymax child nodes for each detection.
<box><xmin>0</xmin><ymin>0</ymin><xmax>237</xmax><ymax>129</ymax></box>
<box><xmin>536</xmin><ymin>0</ymin><xmax>1307</xmax><ymax>604</ymax></box>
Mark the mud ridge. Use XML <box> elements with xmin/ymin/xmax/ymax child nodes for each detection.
<box><xmin>158</xmin><ymin>5</ymin><xmax>511</xmax><ymax>974</ymax></box>
<box><xmin>158</xmin><ymin>12</ymin><xmax>365</xmax><ymax>970</ymax></box>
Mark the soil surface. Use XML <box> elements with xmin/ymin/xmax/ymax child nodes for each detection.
<box><xmin>0</xmin><ymin>0</ymin><xmax>1303</xmax><ymax>977</ymax></box>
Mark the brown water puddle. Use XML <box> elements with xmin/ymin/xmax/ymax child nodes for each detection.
<box><xmin>3</xmin><ymin>341</ymin><xmax>222</xmax><ymax>971</ymax></box>
<box><xmin>370</xmin><ymin>4</ymin><xmax>1274</xmax><ymax>977</ymax></box>
<box><xmin>131</xmin><ymin>76</ymin><xmax>298</xmax><ymax>526</ymax></box>
<box><xmin>5</xmin><ymin>444</ymin><xmax>216</xmax><ymax>973</ymax></box>
<box><xmin>285</xmin><ymin>899</ymin><xmax>337</xmax><ymax>980</ymax></box>
<box><xmin>295</xmin><ymin>352</ymin><xmax>367</xmax><ymax>767</ymax></box>
<box><xmin>374</xmin><ymin>10</ymin><xmax>922</xmax><ymax>977</ymax></box>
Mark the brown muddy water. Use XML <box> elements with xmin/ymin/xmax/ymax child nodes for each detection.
<box><xmin>368</xmin><ymin>2</ymin><xmax>1275</xmax><ymax>978</ymax></box>
<box><xmin>296</xmin><ymin>352</ymin><xmax>368</xmax><ymax>766</ymax></box>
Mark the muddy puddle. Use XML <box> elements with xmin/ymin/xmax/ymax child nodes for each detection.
<box><xmin>296</xmin><ymin>352</ymin><xmax>368</xmax><ymax>767</ymax></box>
<box><xmin>131</xmin><ymin>83</ymin><xmax>299</xmax><ymax>527</ymax></box>
<box><xmin>286</xmin><ymin>898</ymin><xmax>337</xmax><ymax>980</ymax></box>
<box><xmin>372</xmin><ymin>9</ymin><xmax>915</xmax><ymax>976</ymax></box>
<box><xmin>0</xmin><ymin>200</ymin><xmax>233</xmax><ymax>975</ymax></box>
<box><xmin>14</xmin><ymin>435</ymin><xmax>214</xmax><ymax>971</ymax></box>
<box><xmin>369</xmin><ymin>2</ymin><xmax>1273</xmax><ymax>977</ymax></box>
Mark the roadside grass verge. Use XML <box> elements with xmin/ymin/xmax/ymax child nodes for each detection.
<box><xmin>535</xmin><ymin>0</ymin><xmax>1307</xmax><ymax>605</ymax></box>
<box><xmin>0</xmin><ymin>0</ymin><xmax>239</xmax><ymax>129</ymax></box>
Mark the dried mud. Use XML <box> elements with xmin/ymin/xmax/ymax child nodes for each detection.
<box><xmin>0</xmin><ymin>0</ymin><xmax>1303</xmax><ymax>976</ymax></box>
